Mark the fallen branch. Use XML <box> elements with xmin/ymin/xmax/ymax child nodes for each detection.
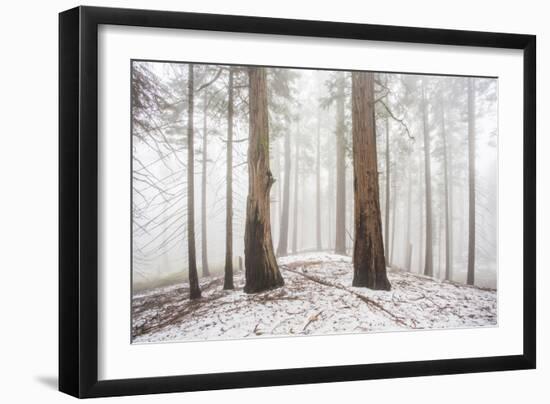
<box><xmin>303</xmin><ymin>310</ymin><xmax>324</xmax><ymax>331</ymax></box>
<box><xmin>283</xmin><ymin>265</ymin><xmax>414</xmax><ymax>328</ymax></box>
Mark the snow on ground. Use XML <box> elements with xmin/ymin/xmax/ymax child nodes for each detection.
<box><xmin>132</xmin><ymin>253</ymin><xmax>497</xmax><ymax>343</ymax></box>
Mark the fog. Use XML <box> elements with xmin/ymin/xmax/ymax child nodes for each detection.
<box><xmin>131</xmin><ymin>62</ymin><xmax>497</xmax><ymax>290</ymax></box>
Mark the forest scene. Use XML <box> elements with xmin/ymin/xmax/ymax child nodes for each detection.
<box><xmin>131</xmin><ymin>60</ymin><xmax>498</xmax><ymax>343</ymax></box>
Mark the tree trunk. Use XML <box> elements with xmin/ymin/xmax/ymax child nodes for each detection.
<box><xmin>467</xmin><ymin>78</ymin><xmax>476</xmax><ymax>285</ymax></box>
<box><xmin>347</xmin><ymin>172</ymin><xmax>354</xmax><ymax>254</ymax></box>
<box><xmin>351</xmin><ymin>72</ymin><xmax>390</xmax><ymax>290</ymax></box>
<box><xmin>448</xmin><ymin>123</ymin><xmax>454</xmax><ymax>281</ymax></box>
<box><xmin>417</xmin><ymin>150</ymin><xmax>424</xmax><ymax>273</ymax></box>
<box><xmin>224</xmin><ymin>68</ymin><xmax>234</xmax><ymax>290</ymax></box>
<box><xmin>390</xmin><ymin>179</ymin><xmax>397</xmax><ymax>265</ymax></box>
<box><xmin>272</xmin><ymin>139</ymin><xmax>281</xmax><ymax>245</ymax></box>
<box><xmin>328</xmin><ymin>150</ymin><xmax>335</xmax><ymax>248</ymax></box>
<box><xmin>276</xmin><ymin>121</ymin><xmax>291</xmax><ymax>256</ymax></box>
<box><xmin>406</xmin><ymin>155</ymin><xmax>413</xmax><ymax>271</ymax></box>
<box><xmin>334</xmin><ymin>77</ymin><xmax>347</xmax><ymax>255</ymax></box>
<box><xmin>384</xmin><ymin>117</ymin><xmax>390</xmax><ymax>260</ymax></box>
<box><xmin>201</xmin><ymin>88</ymin><xmax>210</xmax><ymax>277</ymax></box>
<box><xmin>421</xmin><ymin>79</ymin><xmax>434</xmax><ymax>277</ymax></box>
<box><xmin>441</xmin><ymin>100</ymin><xmax>452</xmax><ymax>281</ymax></box>
<box><xmin>316</xmin><ymin>103</ymin><xmax>322</xmax><ymax>250</ymax></box>
<box><xmin>458</xmin><ymin>188</ymin><xmax>465</xmax><ymax>264</ymax></box>
<box><xmin>244</xmin><ymin>67</ymin><xmax>284</xmax><ymax>293</ymax></box>
<box><xmin>292</xmin><ymin>124</ymin><xmax>300</xmax><ymax>254</ymax></box>
<box><xmin>437</xmin><ymin>202</ymin><xmax>444</xmax><ymax>279</ymax></box>
<box><xmin>187</xmin><ymin>65</ymin><xmax>201</xmax><ymax>299</ymax></box>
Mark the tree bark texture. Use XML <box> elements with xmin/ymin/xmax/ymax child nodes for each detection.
<box><xmin>351</xmin><ymin>72</ymin><xmax>390</xmax><ymax>290</ymax></box>
<box><xmin>244</xmin><ymin>67</ymin><xmax>284</xmax><ymax>293</ymax></box>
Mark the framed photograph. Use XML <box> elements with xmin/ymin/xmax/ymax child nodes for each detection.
<box><xmin>59</xmin><ymin>6</ymin><xmax>536</xmax><ymax>398</ymax></box>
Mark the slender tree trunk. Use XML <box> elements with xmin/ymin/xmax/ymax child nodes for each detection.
<box><xmin>467</xmin><ymin>78</ymin><xmax>476</xmax><ymax>285</ymax></box>
<box><xmin>276</xmin><ymin>122</ymin><xmax>291</xmax><ymax>256</ymax></box>
<box><xmin>292</xmin><ymin>124</ymin><xmax>300</xmax><ymax>254</ymax></box>
<box><xmin>272</xmin><ymin>140</ymin><xmax>281</xmax><ymax>245</ymax></box>
<box><xmin>421</xmin><ymin>80</ymin><xmax>434</xmax><ymax>277</ymax></box>
<box><xmin>384</xmin><ymin>117</ymin><xmax>390</xmax><ymax>259</ymax></box>
<box><xmin>272</xmin><ymin>141</ymin><xmax>283</xmax><ymax>222</ymax></box>
<box><xmin>441</xmin><ymin>100</ymin><xmax>452</xmax><ymax>281</ymax></box>
<box><xmin>300</xmin><ymin>173</ymin><xmax>306</xmax><ymax>251</ymax></box>
<box><xmin>201</xmin><ymin>89</ymin><xmax>210</xmax><ymax>277</ymax></box>
<box><xmin>278</xmin><ymin>147</ymin><xmax>283</xmax><ymax>220</ymax></box>
<box><xmin>316</xmin><ymin>104</ymin><xmax>322</xmax><ymax>250</ymax></box>
<box><xmin>347</xmin><ymin>173</ymin><xmax>354</xmax><ymax>254</ymax></box>
<box><xmin>417</xmin><ymin>150</ymin><xmax>424</xmax><ymax>273</ymax></box>
<box><xmin>351</xmin><ymin>72</ymin><xmax>390</xmax><ymax>290</ymax></box>
<box><xmin>244</xmin><ymin>67</ymin><xmax>284</xmax><ymax>293</ymax></box>
<box><xmin>390</xmin><ymin>180</ymin><xmax>397</xmax><ymax>265</ymax></box>
<box><xmin>448</xmin><ymin>126</ymin><xmax>454</xmax><ymax>281</ymax></box>
<box><xmin>328</xmin><ymin>152</ymin><xmax>335</xmax><ymax>248</ymax></box>
<box><xmin>406</xmin><ymin>155</ymin><xmax>413</xmax><ymax>271</ymax></box>
<box><xmin>224</xmin><ymin>68</ymin><xmax>234</xmax><ymax>290</ymax></box>
<box><xmin>439</xmin><ymin>207</ymin><xmax>444</xmax><ymax>278</ymax></box>
<box><xmin>458</xmin><ymin>187</ymin><xmax>465</xmax><ymax>263</ymax></box>
<box><xmin>187</xmin><ymin>65</ymin><xmax>201</xmax><ymax>299</ymax></box>
<box><xmin>334</xmin><ymin>77</ymin><xmax>347</xmax><ymax>254</ymax></box>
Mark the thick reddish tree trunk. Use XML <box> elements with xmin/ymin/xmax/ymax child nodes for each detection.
<box><xmin>187</xmin><ymin>65</ymin><xmax>201</xmax><ymax>299</ymax></box>
<box><xmin>244</xmin><ymin>67</ymin><xmax>284</xmax><ymax>293</ymax></box>
<box><xmin>351</xmin><ymin>72</ymin><xmax>390</xmax><ymax>290</ymax></box>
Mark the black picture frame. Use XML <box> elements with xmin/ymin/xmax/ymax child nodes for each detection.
<box><xmin>59</xmin><ymin>5</ymin><xmax>536</xmax><ymax>398</ymax></box>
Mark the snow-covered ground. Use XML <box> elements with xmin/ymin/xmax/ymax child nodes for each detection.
<box><xmin>132</xmin><ymin>253</ymin><xmax>497</xmax><ymax>343</ymax></box>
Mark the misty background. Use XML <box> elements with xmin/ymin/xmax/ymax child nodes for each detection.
<box><xmin>131</xmin><ymin>62</ymin><xmax>497</xmax><ymax>291</ymax></box>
